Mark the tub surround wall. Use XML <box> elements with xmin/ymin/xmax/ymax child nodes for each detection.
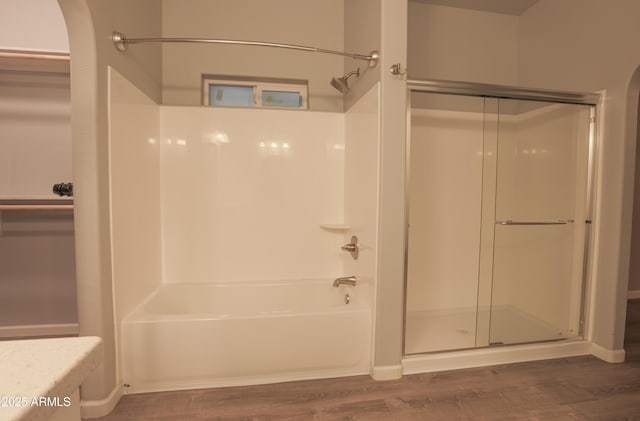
<box><xmin>108</xmin><ymin>67</ymin><xmax>163</xmax><ymax>368</ymax></box>
<box><xmin>159</xmin><ymin>107</ymin><xmax>345</xmax><ymax>283</ymax></box>
<box><xmin>105</xmin><ymin>79</ymin><xmax>385</xmax><ymax>393</ymax></box>
<box><xmin>110</xmin><ymin>79</ymin><xmax>381</xmax><ymax>393</ymax></box>
<box><xmin>110</xmin><ymin>74</ymin><xmax>348</xmax><ymax>287</ymax></box>
<box><xmin>344</xmin><ymin>83</ymin><xmax>380</xmax><ymax>342</ymax></box>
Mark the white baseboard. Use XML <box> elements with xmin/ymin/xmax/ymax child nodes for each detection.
<box><xmin>370</xmin><ymin>364</ymin><xmax>403</xmax><ymax>381</ymax></box>
<box><xmin>0</xmin><ymin>323</ymin><xmax>79</xmax><ymax>339</ymax></box>
<box><xmin>628</xmin><ymin>290</ymin><xmax>640</xmax><ymax>300</ymax></box>
<box><xmin>80</xmin><ymin>383</ymin><xmax>123</xmax><ymax>419</ymax></box>
<box><xmin>590</xmin><ymin>343</ymin><xmax>626</xmax><ymax>363</ymax></box>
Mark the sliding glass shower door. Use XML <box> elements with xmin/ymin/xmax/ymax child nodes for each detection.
<box><xmin>404</xmin><ymin>91</ymin><xmax>593</xmax><ymax>355</ymax></box>
<box><xmin>488</xmin><ymin>99</ymin><xmax>591</xmax><ymax>345</ymax></box>
<box><xmin>404</xmin><ymin>93</ymin><xmax>486</xmax><ymax>354</ymax></box>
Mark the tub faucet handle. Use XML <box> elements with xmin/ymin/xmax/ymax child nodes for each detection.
<box><xmin>333</xmin><ymin>276</ymin><xmax>357</xmax><ymax>287</ymax></box>
<box><xmin>341</xmin><ymin>235</ymin><xmax>359</xmax><ymax>260</ymax></box>
<box><xmin>341</xmin><ymin>243</ymin><xmax>357</xmax><ymax>252</ymax></box>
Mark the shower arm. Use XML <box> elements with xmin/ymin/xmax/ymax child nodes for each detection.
<box><xmin>112</xmin><ymin>32</ymin><xmax>380</xmax><ymax>68</ymax></box>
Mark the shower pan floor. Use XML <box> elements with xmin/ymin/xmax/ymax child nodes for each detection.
<box><xmin>405</xmin><ymin>309</ymin><xmax>477</xmax><ymax>354</ymax></box>
<box><xmin>405</xmin><ymin>306</ymin><xmax>570</xmax><ymax>355</ymax></box>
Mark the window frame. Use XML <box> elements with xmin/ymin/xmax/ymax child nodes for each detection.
<box><xmin>202</xmin><ymin>75</ymin><xmax>308</xmax><ymax>109</ymax></box>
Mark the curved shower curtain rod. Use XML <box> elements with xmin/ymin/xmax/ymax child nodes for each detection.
<box><xmin>112</xmin><ymin>32</ymin><xmax>380</xmax><ymax>68</ymax></box>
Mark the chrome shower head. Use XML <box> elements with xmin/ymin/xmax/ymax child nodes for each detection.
<box><xmin>330</xmin><ymin>68</ymin><xmax>360</xmax><ymax>94</ymax></box>
<box><xmin>330</xmin><ymin>76</ymin><xmax>349</xmax><ymax>94</ymax></box>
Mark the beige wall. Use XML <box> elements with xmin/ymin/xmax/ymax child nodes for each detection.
<box><xmin>343</xmin><ymin>0</ymin><xmax>381</xmax><ymax>111</ymax></box>
<box><xmin>162</xmin><ymin>0</ymin><xmax>344</xmax><ymax>111</ymax></box>
<box><xmin>631</xmin><ymin>99</ymin><xmax>640</xmax><ymax>292</ymax></box>
<box><xmin>0</xmin><ymin>0</ymin><xmax>76</xmax><ymax>336</ymax></box>
<box><xmin>407</xmin><ymin>2</ymin><xmax>518</xmax><ymax>85</ymax></box>
<box><xmin>58</xmin><ymin>0</ymin><xmax>162</xmax><ymax>409</ymax></box>
<box><xmin>371</xmin><ymin>0</ymin><xmax>408</xmax><ymax>376</ymax></box>
<box><xmin>518</xmin><ymin>0</ymin><xmax>640</xmax><ymax>351</ymax></box>
<box><xmin>0</xmin><ymin>212</ymin><xmax>77</xmax><ymax>329</ymax></box>
<box><xmin>0</xmin><ymin>0</ymin><xmax>69</xmax><ymax>52</ymax></box>
<box><xmin>0</xmin><ymin>67</ymin><xmax>77</xmax><ymax>333</ymax></box>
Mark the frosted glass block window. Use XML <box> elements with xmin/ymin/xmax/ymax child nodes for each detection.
<box><xmin>209</xmin><ymin>85</ymin><xmax>254</xmax><ymax>107</ymax></box>
<box><xmin>262</xmin><ymin>90</ymin><xmax>302</xmax><ymax>108</ymax></box>
<box><xmin>203</xmin><ymin>75</ymin><xmax>307</xmax><ymax>109</ymax></box>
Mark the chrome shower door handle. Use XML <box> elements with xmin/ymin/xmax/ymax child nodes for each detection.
<box><xmin>495</xmin><ymin>219</ymin><xmax>574</xmax><ymax>226</ymax></box>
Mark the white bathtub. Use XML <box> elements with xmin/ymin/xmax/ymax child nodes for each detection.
<box><xmin>120</xmin><ymin>280</ymin><xmax>372</xmax><ymax>393</ymax></box>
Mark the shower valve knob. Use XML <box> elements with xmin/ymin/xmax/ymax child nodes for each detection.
<box><xmin>341</xmin><ymin>244</ymin><xmax>357</xmax><ymax>252</ymax></box>
<box><xmin>341</xmin><ymin>235</ymin><xmax>359</xmax><ymax>260</ymax></box>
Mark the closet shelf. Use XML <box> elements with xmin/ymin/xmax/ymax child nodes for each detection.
<box><xmin>0</xmin><ymin>204</ymin><xmax>73</xmax><ymax>210</ymax></box>
<box><xmin>0</xmin><ymin>199</ymin><xmax>73</xmax><ymax>211</ymax></box>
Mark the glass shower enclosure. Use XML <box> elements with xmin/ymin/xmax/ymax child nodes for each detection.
<box><xmin>404</xmin><ymin>84</ymin><xmax>596</xmax><ymax>355</ymax></box>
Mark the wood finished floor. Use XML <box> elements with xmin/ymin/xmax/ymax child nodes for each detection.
<box><xmin>91</xmin><ymin>300</ymin><xmax>640</xmax><ymax>421</ymax></box>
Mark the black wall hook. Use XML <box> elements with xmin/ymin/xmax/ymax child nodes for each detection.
<box><xmin>52</xmin><ymin>182</ymin><xmax>73</xmax><ymax>197</ymax></box>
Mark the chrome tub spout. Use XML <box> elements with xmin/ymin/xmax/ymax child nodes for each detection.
<box><xmin>333</xmin><ymin>276</ymin><xmax>357</xmax><ymax>287</ymax></box>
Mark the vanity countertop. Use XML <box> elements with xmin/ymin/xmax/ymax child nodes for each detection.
<box><xmin>0</xmin><ymin>336</ymin><xmax>103</xmax><ymax>421</ymax></box>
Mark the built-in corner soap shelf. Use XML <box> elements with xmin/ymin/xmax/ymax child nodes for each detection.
<box><xmin>319</xmin><ymin>223</ymin><xmax>351</xmax><ymax>232</ymax></box>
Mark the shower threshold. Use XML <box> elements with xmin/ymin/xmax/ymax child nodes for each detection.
<box><xmin>402</xmin><ymin>336</ymin><xmax>591</xmax><ymax>375</ymax></box>
<box><xmin>403</xmin><ymin>306</ymin><xmax>590</xmax><ymax>375</ymax></box>
<box><xmin>405</xmin><ymin>306</ymin><xmax>578</xmax><ymax>355</ymax></box>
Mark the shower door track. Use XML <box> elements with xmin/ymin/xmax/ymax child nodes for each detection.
<box><xmin>407</xmin><ymin>79</ymin><xmax>599</xmax><ymax>105</ymax></box>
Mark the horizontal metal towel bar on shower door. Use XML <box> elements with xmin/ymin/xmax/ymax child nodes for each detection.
<box><xmin>495</xmin><ymin>220</ymin><xmax>574</xmax><ymax>225</ymax></box>
<box><xmin>111</xmin><ymin>32</ymin><xmax>380</xmax><ymax>67</ymax></box>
